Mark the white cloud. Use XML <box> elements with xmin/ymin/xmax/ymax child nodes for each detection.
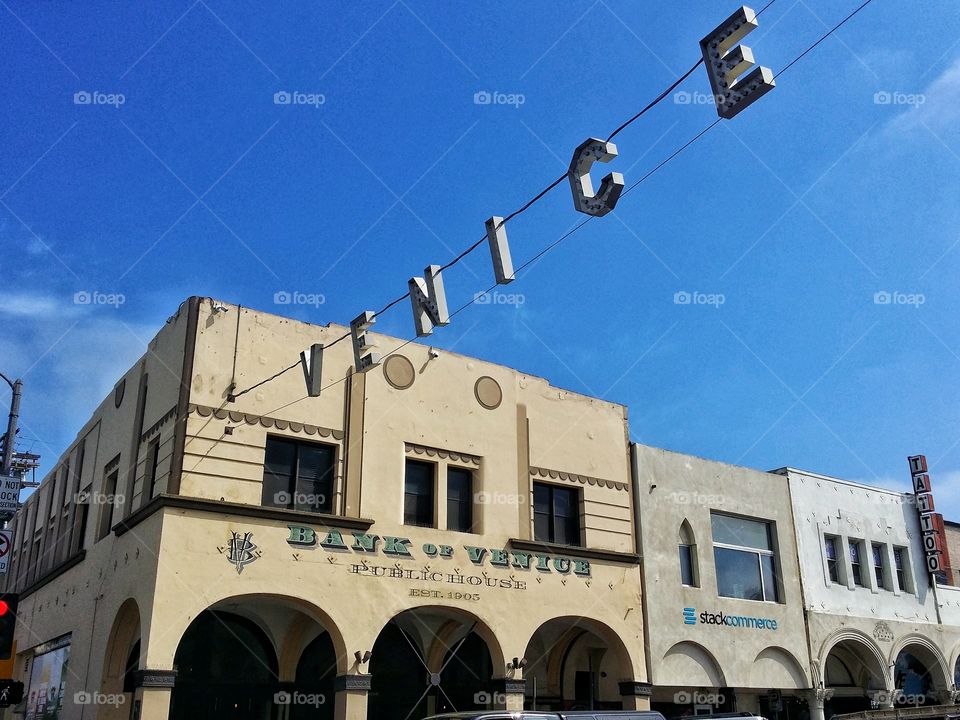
<box><xmin>0</xmin><ymin>292</ymin><xmax>78</xmax><ymax>320</ymax></box>
<box><xmin>886</xmin><ymin>58</ymin><xmax>960</xmax><ymax>134</ymax></box>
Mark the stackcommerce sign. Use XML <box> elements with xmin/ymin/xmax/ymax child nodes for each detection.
<box><xmin>683</xmin><ymin>607</ymin><xmax>778</xmax><ymax>631</ymax></box>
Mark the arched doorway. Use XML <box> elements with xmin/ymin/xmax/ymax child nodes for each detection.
<box><xmin>290</xmin><ymin>632</ymin><xmax>337</xmax><ymax>720</ymax></box>
<box><xmin>367</xmin><ymin>608</ymin><xmax>496</xmax><ymax>720</ymax></box>
<box><xmin>821</xmin><ymin>636</ymin><xmax>887</xmax><ymax>717</ymax></box>
<box><xmin>100</xmin><ymin>598</ymin><xmax>142</xmax><ymax>718</ymax></box>
<box><xmin>523</xmin><ymin>617</ymin><xmax>633</xmax><ymax>711</ymax></box>
<box><xmin>894</xmin><ymin>642</ymin><xmax>949</xmax><ymax>706</ymax></box>
<box><xmin>169</xmin><ymin>610</ymin><xmax>279</xmax><ymax>720</ymax></box>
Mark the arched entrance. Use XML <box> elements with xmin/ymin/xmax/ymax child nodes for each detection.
<box><xmin>367</xmin><ymin>607</ymin><xmax>497</xmax><ymax>720</ymax></box>
<box><xmin>893</xmin><ymin>641</ymin><xmax>949</xmax><ymax>706</ymax></box>
<box><xmin>100</xmin><ymin>598</ymin><xmax>142</xmax><ymax>719</ymax></box>
<box><xmin>822</xmin><ymin>635</ymin><xmax>888</xmax><ymax>717</ymax></box>
<box><xmin>167</xmin><ymin>595</ymin><xmax>346</xmax><ymax>720</ymax></box>
<box><xmin>523</xmin><ymin>617</ymin><xmax>633</xmax><ymax>711</ymax></box>
<box><xmin>169</xmin><ymin>610</ymin><xmax>279</xmax><ymax>720</ymax></box>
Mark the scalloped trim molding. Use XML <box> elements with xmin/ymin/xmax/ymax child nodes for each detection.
<box><xmin>141</xmin><ymin>404</ymin><xmax>178</xmax><ymax>443</ymax></box>
<box><xmin>189</xmin><ymin>404</ymin><xmax>344</xmax><ymax>440</ymax></box>
<box><xmin>529</xmin><ymin>466</ymin><xmax>628</xmax><ymax>491</ymax></box>
<box><xmin>404</xmin><ymin>442</ymin><xmax>480</xmax><ymax>467</ymax></box>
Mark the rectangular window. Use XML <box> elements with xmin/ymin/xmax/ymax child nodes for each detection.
<box><xmin>825</xmin><ymin>536</ymin><xmax>840</xmax><ymax>583</ymax></box>
<box><xmin>679</xmin><ymin>545</ymin><xmax>695</xmax><ymax>586</ymax></box>
<box><xmin>872</xmin><ymin>543</ymin><xmax>886</xmax><ymax>589</ymax></box>
<box><xmin>446</xmin><ymin>467</ymin><xmax>474</xmax><ymax>533</ymax></box>
<box><xmin>533</xmin><ymin>483</ymin><xmax>581</xmax><ymax>546</ymax></box>
<box><xmin>144</xmin><ymin>440</ymin><xmax>160</xmax><ymax>499</ymax></box>
<box><xmin>261</xmin><ymin>436</ymin><xmax>335</xmax><ymax>513</ymax></box>
<box><xmin>404</xmin><ymin>459</ymin><xmax>435</xmax><ymax>527</ymax></box>
<box><xmin>849</xmin><ymin>539</ymin><xmax>864</xmax><ymax>587</ymax></box>
<box><xmin>97</xmin><ymin>470</ymin><xmax>119</xmax><ymax>541</ymax></box>
<box><xmin>712</xmin><ymin>513</ymin><xmax>780</xmax><ymax>602</ymax></box>
<box><xmin>893</xmin><ymin>547</ymin><xmax>907</xmax><ymax>592</ymax></box>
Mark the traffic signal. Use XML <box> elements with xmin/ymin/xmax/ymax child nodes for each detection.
<box><xmin>0</xmin><ymin>594</ymin><xmax>18</xmax><ymax>661</ymax></box>
<box><xmin>0</xmin><ymin>679</ymin><xmax>22</xmax><ymax>707</ymax></box>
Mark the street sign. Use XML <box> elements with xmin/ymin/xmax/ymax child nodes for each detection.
<box><xmin>0</xmin><ymin>476</ymin><xmax>20</xmax><ymax>515</ymax></box>
<box><xmin>0</xmin><ymin>531</ymin><xmax>13</xmax><ymax>576</ymax></box>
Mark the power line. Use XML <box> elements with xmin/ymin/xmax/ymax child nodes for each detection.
<box><xmin>234</xmin><ymin>0</ymin><xmax>873</xmax><ymax>403</ymax></box>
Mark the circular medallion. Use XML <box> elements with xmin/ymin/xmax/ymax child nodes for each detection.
<box><xmin>474</xmin><ymin>376</ymin><xmax>502</xmax><ymax>410</ymax></box>
<box><xmin>383</xmin><ymin>354</ymin><xmax>416</xmax><ymax>390</ymax></box>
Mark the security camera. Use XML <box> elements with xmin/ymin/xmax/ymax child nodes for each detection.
<box><xmin>429</xmin><ymin>348</ymin><xmax>440</xmax><ymax>358</ymax></box>
<box><xmin>212</xmin><ymin>303</ymin><xmax>228</xmax><ymax>313</ymax></box>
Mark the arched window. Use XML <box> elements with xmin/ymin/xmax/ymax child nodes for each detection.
<box><xmin>679</xmin><ymin>520</ymin><xmax>699</xmax><ymax>587</ymax></box>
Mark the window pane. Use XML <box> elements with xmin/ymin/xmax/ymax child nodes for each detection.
<box><xmin>533</xmin><ymin>483</ymin><xmax>552</xmax><ymax>542</ymax></box>
<box><xmin>715</xmin><ymin>547</ymin><xmax>764</xmax><ymax>601</ymax></box>
<box><xmin>679</xmin><ymin>545</ymin><xmax>694</xmax><ymax>586</ymax></box>
<box><xmin>553</xmin><ymin>487</ymin><xmax>580</xmax><ymax>546</ymax></box>
<box><xmin>761</xmin><ymin>553</ymin><xmax>779</xmax><ymax>601</ymax></box>
<box><xmin>825</xmin><ymin>537</ymin><xmax>837</xmax><ymax>560</ymax></box>
<box><xmin>711</xmin><ymin>513</ymin><xmax>772</xmax><ymax>550</ymax></box>
<box><xmin>404</xmin><ymin>460</ymin><xmax>434</xmax><ymax>527</ymax></box>
<box><xmin>447</xmin><ymin>468</ymin><xmax>473</xmax><ymax>533</ymax></box>
<box><xmin>262</xmin><ymin>437</ymin><xmax>296</xmax><ymax>508</ymax></box>
<box><xmin>296</xmin><ymin>443</ymin><xmax>334</xmax><ymax>513</ymax></box>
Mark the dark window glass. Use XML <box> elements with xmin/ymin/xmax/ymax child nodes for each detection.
<box><xmin>446</xmin><ymin>468</ymin><xmax>474</xmax><ymax>533</ymax></box>
<box><xmin>712</xmin><ymin>512</ymin><xmax>780</xmax><ymax>602</ymax></box>
<box><xmin>404</xmin><ymin>460</ymin><xmax>435</xmax><ymax>528</ymax></box>
<box><xmin>145</xmin><ymin>441</ymin><xmax>160</xmax><ymax>498</ymax></box>
<box><xmin>98</xmin><ymin>470</ymin><xmax>119</xmax><ymax>541</ymax></box>
<box><xmin>261</xmin><ymin>437</ymin><xmax>334</xmax><ymax>513</ymax></box>
<box><xmin>825</xmin><ymin>536</ymin><xmax>840</xmax><ymax>583</ymax></box>
<box><xmin>715</xmin><ymin>547</ymin><xmax>764</xmax><ymax>601</ymax></box>
<box><xmin>873</xmin><ymin>543</ymin><xmax>886</xmax><ymax>589</ymax></box>
<box><xmin>532</xmin><ymin>483</ymin><xmax>581</xmax><ymax>546</ymax></box>
<box><xmin>894</xmin><ymin>547</ymin><xmax>907</xmax><ymax>591</ymax></box>
<box><xmin>849</xmin><ymin>540</ymin><xmax>864</xmax><ymax>586</ymax></box>
<box><xmin>679</xmin><ymin>545</ymin><xmax>695</xmax><ymax>586</ymax></box>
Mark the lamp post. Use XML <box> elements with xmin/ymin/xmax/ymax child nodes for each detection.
<box><xmin>0</xmin><ymin>373</ymin><xmax>21</xmax><ymax>478</ymax></box>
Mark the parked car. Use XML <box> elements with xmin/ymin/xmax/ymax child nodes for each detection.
<box><xmin>424</xmin><ymin>712</ymin><xmax>668</xmax><ymax>720</ymax></box>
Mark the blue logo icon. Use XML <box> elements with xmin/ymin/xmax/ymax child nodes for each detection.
<box><xmin>683</xmin><ymin>607</ymin><xmax>697</xmax><ymax>625</ymax></box>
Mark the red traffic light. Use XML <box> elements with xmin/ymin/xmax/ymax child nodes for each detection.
<box><xmin>0</xmin><ymin>601</ymin><xmax>9</xmax><ymax>616</ymax></box>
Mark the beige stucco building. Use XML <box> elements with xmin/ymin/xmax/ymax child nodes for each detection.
<box><xmin>634</xmin><ymin>445</ymin><xmax>811</xmax><ymax>720</ymax></box>
<box><xmin>2</xmin><ymin>297</ymin><xmax>651</xmax><ymax>720</ymax></box>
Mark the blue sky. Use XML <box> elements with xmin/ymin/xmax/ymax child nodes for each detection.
<box><xmin>2</xmin><ymin>1</ymin><xmax>960</xmax><ymax>517</ymax></box>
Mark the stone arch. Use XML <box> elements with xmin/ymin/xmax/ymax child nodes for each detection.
<box><xmin>890</xmin><ymin>634</ymin><xmax>951</xmax><ymax>701</ymax></box>
<box><xmin>751</xmin><ymin>646</ymin><xmax>809</xmax><ymax>689</ymax></box>
<box><xmin>523</xmin><ymin>616</ymin><xmax>638</xmax><ymax>711</ymax></box>
<box><xmin>951</xmin><ymin>642</ymin><xmax>960</xmax><ymax>690</ymax></box>
<box><xmin>820</xmin><ymin>628</ymin><xmax>890</xmax><ymax>690</ymax></box>
<box><xmin>99</xmin><ymin>597</ymin><xmax>141</xmax><ymax>712</ymax></box>
<box><xmin>155</xmin><ymin>592</ymin><xmax>350</xmax><ymax>674</ymax></box>
<box><xmin>662</xmin><ymin>640</ymin><xmax>726</xmax><ymax>687</ymax></box>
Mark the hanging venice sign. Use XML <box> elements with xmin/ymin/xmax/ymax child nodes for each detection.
<box><xmin>298</xmin><ymin>5</ymin><xmax>775</xmax><ymax>398</ymax></box>
<box><xmin>287</xmin><ymin>525</ymin><xmax>591</xmax><ymax>591</ymax></box>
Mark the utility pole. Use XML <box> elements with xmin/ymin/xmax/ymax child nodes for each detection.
<box><xmin>0</xmin><ymin>374</ymin><xmax>20</xmax><ymax>478</ymax></box>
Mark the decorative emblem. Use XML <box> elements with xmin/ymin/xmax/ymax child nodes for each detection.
<box><xmin>873</xmin><ymin>621</ymin><xmax>894</xmax><ymax>643</ymax></box>
<box><xmin>226</xmin><ymin>531</ymin><xmax>260</xmax><ymax>574</ymax></box>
